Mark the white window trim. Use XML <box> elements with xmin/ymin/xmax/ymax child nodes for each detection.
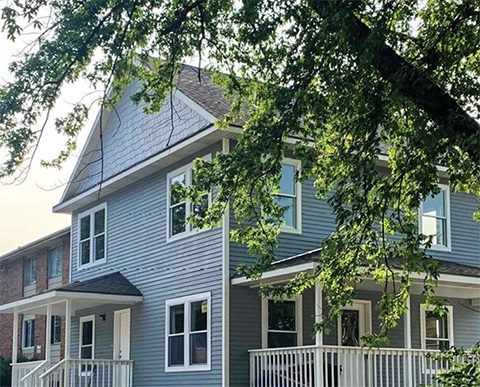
<box><xmin>79</xmin><ymin>315</ymin><xmax>95</xmax><ymax>360</ymax></box>
<box><xmin>166</xmin><ymin>155</ymin><xmax>212</xmax><ymax>243</ymax></box>
<box><xmin>419</xmin><ymin>184</ymin><xmax>451</xmax><ymax>252</ymax></box>
<box><xmin>51</xmin><ymin>316</ymin><xmax>62</xmax><ymax>345</ymax></box>
<box><xmin>420</xmin><ymin>304</ymin><xmax>454</xmax><ymax>350</ymax></box>
<box><xmin>77</xmin><ymin>203</ymin><xmax>107</xmax><ymax>269</ymax></box>
<box><xmin>23</xmin><ymin>257</ymin><xmax>37</xmax><ymax>286</ymax></box>
<box><xmin>261</xmin><ymin>296</ymin><xmax>303</xmax><ymax>349</ymax></box>
<box><xmin>165</xmin><ymin>292</ymin><xmax>212</xmax><ymax>372</ymax></box>
<box><xmin>337</xmin><ymin>300</ymin><xmax>372</xmax><ymax>346</ymax></box>
<box><xmin>22</xmin><ymin>315</ymin><xmax>35</xmax><ymax>350</ymax></box>
<box><xmin>277</xmin><ymin>158</ymin><xmax>302</xmax><ymax>234</ymax></box>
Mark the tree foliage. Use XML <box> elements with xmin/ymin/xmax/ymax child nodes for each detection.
<box><xmin>1</xmin><ymin>0</ymin><xmax>479</xmax><ymax>340</ymax></box>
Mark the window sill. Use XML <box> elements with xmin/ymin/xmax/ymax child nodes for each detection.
<box><xmin>280</xmin><ymin>226</ymin><xmax>301</xmax><ymax>235</ymax></box>
<box><xmin>165</xmin><ymin>364</ymin><xmax>211</xmax><ymax>373</ymax></box>
<box><xmin>166</xmin><ymin>226</ymin><xmax>214</xmax><ymax>243</ymax></box>
<box><xmin>78</xmin><ymin>259</ymin><xmax>107</xmax><ymax>270</ymax></box>
<box><xmin>428</xmin><ymin>244</ymin><xmax>451</xmax><ymax>253</ymax></box>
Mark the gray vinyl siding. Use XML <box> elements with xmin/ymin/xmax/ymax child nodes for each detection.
<box><xmin>74</xmin><ymin>87</ymin><xmax>211</xmax><ymax>198</ymax></box>
<box><xmin>70</xmin><ymin>144</ymin><xmax>224</xmax><ymax>386</ymax></box>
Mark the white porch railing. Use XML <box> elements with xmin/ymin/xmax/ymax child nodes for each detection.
<box><xmin>249</xmin><ymin>345</ymin><xmax>452</xmax><ymax>387</ymax></box>
<box><xmin>39</xmin><ymin>358</ymin><xmax>134</xmax><ymax>387</ymax></box>
<box><xmin>11</xmin><ymin>361</ymin><xmax>44</xmax><ymax>387</ymax></box>
<box><xmin>21</xmin><ymin>360</ymin><xmax>51</xmax><ymax>387</ymax></box>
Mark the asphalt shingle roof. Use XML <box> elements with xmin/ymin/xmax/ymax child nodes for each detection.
<box><xmin>56</xmin><ymin>272</ymin><xmax>142</xmax><ymax>297</ymax></box>
<box><xmin>265</xmin><ymin>248</ymin><xmax>480</xmax><ymax>278</ymax></box>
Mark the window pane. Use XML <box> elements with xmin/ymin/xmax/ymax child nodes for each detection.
<box><xmin>170</xmin><ymin>305</ymin><xmax>184</xmax><ymax>334</ymax></box>
<box><xmin>423</xmin><ymin>191</ymin><xmax>445</xmax><ymax>218</ymax></box>
<box><xmin>82</xmin><ymin>321</ymin><xmax>93</xmax><ymax>346</ymax></box>
<box><xmin>23</xmin><ymin>258</ymin><xmax>36</xmax><ymax>285</ymax></box>
<box><xmin>426</xmin><ymin>312</ymin><xmax>449</xmax><ymax>339</ymax></box>
<box><xmin>51</xmin><ymin>316</ymin><xmax>61</xmax><ymax>344</ymax></box>
<box><xmin>268</xmin><ymin>300</ymin><xmax>296</xmax><ymax>331</ymax></box>
<box><xmin>94</xmin><ymin>209</ymin><xmax>105</xmax><ymax>235</ymax></box>
<box><xmin>268</xmin><ymin>332</ymin><xmax>296</xmax><ymax>348</ymax></box>
<box><xmin>48</xmin><ymin>247</ymin><xmax>62</xmax><ymax>278</ymax></box>
<box><xmin>280</xmin><ymin>164</ymin><xmax>295</xmax><ymax>195</ymax></box>
<box><xmin>80</xmin><ymin>215</ymin><xmax>91</xmax><ymax>240</ymax></box>
<box><xmin>274</xmin><ymin>196</ymin><xmax>295</xmax><ymax>227</ymax></box>
<box><xmin>94</xmin><ymin>234</ymin><xmax>105</xmax><ymax>261</ymax></box>
<box><xmin>192</xmin><ymin>194</ymin><xmax>209</xmax><ymax>219</ymax></box>
<box><xmin>341</xmin><ymin>310</ymin><xmax>360</xmax><ymax>346</ymax></box>
<box><xmin>191</xmin><ymin>301</ymin><xmax>207</xmax><ymax>332</ymax></box>
<box><xmin>190</xmin><ymin>332</ymin><xmax>207</xmax><ymax>365</ymax></box>
<box><xmin>168</xmin><ymin>336</ymin><xmax>184</xmax><ymax>366</ymax></box>
<box><xmin>171</xmin><ymin>204</ymin><xmax>186</xmax><ymax>235</ymax></box>
<box><xmin>170</xmin><ymin>174</ymin><xmax>186</xmax><ymax>205</ymax></box>
<box><xmin>81</xmin><ymin>240</ymin><xmax>90</xmax><ymax>265</ymax></box>
<box><xmin>81</xmin><ymin>346</ymin><xmax>93</xmax><ymax>359</ymax></box>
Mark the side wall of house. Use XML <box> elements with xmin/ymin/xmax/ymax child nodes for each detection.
<box><xmin>69</xmin><ymin>144</ymin><xmax>224</xmax><ymax>386</ymax></box>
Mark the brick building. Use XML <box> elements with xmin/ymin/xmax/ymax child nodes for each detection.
<box><xmin>0</xmin><ymin>227</ymin><xmax>70</xmax><ymax>361</ymax></box>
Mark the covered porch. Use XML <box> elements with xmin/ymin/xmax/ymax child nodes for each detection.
<box><xmin>231</xmin><ymin>250</ymin><xmax>480</xmax><ymax>387</ymax></box>
<box><xmin>0</xmin><ymin>272</ymin><xmax>142</xmax><ymax>387</ymax></box>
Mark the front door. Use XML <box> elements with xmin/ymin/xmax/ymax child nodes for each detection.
<box><xmin>113</xmin><ymin>309</ymin><xmax>131</xmax><ymax>386</ymax></box>
<box><xmin>337</xmin><ymin>301</ymin><xmax>371</xmax><ymax>387</ymax></box>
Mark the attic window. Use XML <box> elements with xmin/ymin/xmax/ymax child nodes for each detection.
<box><xmin>78</xmin><ymin>203</ymin><xmax>107</xmax><ymax>268</ymax></box>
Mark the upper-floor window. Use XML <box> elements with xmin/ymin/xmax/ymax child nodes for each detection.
<box><xmin>23</xmin><ymin>258</ymin><xmax>36</xmax><ymax>286</ymax></box>
<box><xmin>22</xmin><ymin>315</ymin><xmax>35</xmax><ymax>349</ymax></box>
<box><xmin>419</xmin><ymin>185</ymin><xmax>450</xmax><ymax>250</ymax></box>
<box><xmin>165</xmin><ymin>293</ymin><xmax>211</xmax><ymax>372</ymax></box>
<box><xmin>79</xmin><ymin>204</ymin><xmax>107</xmax><ymax>267</ymax></box>
<box><xmin>420</xmin><ymin>304</ymin><xmax>453</xmax><ymax>350</ymax></box>
<box><xmin>273</xmin><ymin>159</ymin><xmax>301</xmax><ymax>233</ymax></box>
<box><xmin>48</xmin><ymin>246</ymin><xmax>63</xmax><ymax>278</ymax></box>
<box><xmin>167</xmin><ymin>157</ymin><xmax>210</xmax><ymax>241</ymax></box>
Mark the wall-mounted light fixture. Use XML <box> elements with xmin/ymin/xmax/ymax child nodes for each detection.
<box><xmin>99</xmin><ymin>314</ymin><xmax>106</xmax><ymax>321</ymax></box>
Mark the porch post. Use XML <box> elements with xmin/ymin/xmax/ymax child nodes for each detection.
<box><xmin>64</xmin><ymin>300</ymin><xmax>72</xmax><ymax>387</ymax></box>
<box><xmin>12</xmin><ymin>311</ymin><xmax>19</xmax><ymax>364</ymax></box>
<box><xmin>45</xmin><ymin>305</ymin><xmax>52</xmax><ymax>361</ymax></box>
<box><xmin>404</xmin><ymin>296</ymin><xmax>413</xmax><ymax>386</ymax></box>
<box><xmin>314</xmin><ymin>281</ymin><xmax>323</xmax><ymax>387</ymax></box>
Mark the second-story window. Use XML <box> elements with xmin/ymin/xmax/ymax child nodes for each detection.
<box><xmin>419</xmin><ymin>186</ymin><xmax>450</xmax><ymax>250</ymax></box>
<box><xmin>79</xmin><ymin>204</ymin><xmax>107</xmax><ymax>267</ymax></box>
<box><xmin>273</xmin><ymin>159</ymin><xmax>301</xmax><ymax>233</ymax></box>
<box><xmin>167</xmin><ymin>158</ymin><xmax>210</xmax><ymax>241</ymax></box>
<box><xmin>48</xmin><ymin>246</ymin><xmax>63</xmax><ymax>278</ymax></box>
<box><xmin>23</xmin><ymin>258</ymin><xmax>36</xmax><ymax>286</ymax></box>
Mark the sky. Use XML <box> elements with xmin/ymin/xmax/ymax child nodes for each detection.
<box><xmin>0</xmin><ymin>34</ymin><xmax>97</xmax><ymax>255</ymax></box>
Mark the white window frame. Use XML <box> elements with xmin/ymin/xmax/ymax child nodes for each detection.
<box><xmin>165</xmin><ymin>292</ymin><xmax>211</xmax><ymax>372</ymax></box>
<box><xmin>23</xmin><ymin>257</ymin><xmax>37</xmax><ymax>286</ymax></box>
<box><xmin>51</xmin><ymin>315</ymin><xmax>62</xmax><ymax>345</ymax></box>
<box><xmin>48</xmin><ymin>246</ymin><xmax>63</xmax><ymax>279</ymax></box>
<box><xmin>420</xmin><ymin>304</ymin><xmax>454</xmax><ymax>350</ymax></box>
<box><xmin>22</xmin><ymin>315</ymin><xmax>35</xmax><ymax>350</ymax></box>
<box><xmin>77</xmin><ymin>203</ymin><xmax>107</xmax><ymax>269</ymax></box>
<box><xmin>276</xmin><ymin>158</ymin><xmax>302</xmax><ymax>234</ymax></box>
<box><xmin>79</xmin><ymin>315</ymin><xmax>95</xmax><ymax>360</ymax></box>
<box><xmin>337</xmin><ymin>300</ymin><xmax>372</xmax><ymax>346</ymax></box>
<box><xmin>261</xmin><ymin>296</ymin><xmax>303</xmax><ymax>349</ymax></box>
<box><xmin>419</xmin><ymin>184</ymin><xmax>451</xmax><ymax>252</ymax></box>
<box><xmin>166</xmin><ymin>156</ymin><xmax>212</xmax><ymax>242</ymax></box>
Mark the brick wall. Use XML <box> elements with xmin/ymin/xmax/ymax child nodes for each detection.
<box><xmin>0</xmin><ymin>233</ymin><xmax>70</xmax><ymax>360</ymax></box>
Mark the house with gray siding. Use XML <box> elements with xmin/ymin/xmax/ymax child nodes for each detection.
<box><xmin>1</xmin><ymin>65</ymin><xmax>479</xmax><ymax>387</ymax></box>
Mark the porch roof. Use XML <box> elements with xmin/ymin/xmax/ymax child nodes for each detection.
<box><xmin>0</xmin><ymin>272</ymin><xmax>143</xmax><ymax>315</ymax></box>
<box><xmin>231</xmin><ymin>248</ymin><xmax>480</xmax><ymax>294</ymax></box>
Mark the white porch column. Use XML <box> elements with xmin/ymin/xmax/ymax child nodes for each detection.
<box><xmin>64</xmin><ymin>300</ymin><xmax>72</xmax><ymax>387</ymax></box>
<box><xmin>12</xmin><ymin>312</ymin><xmax>19</xmax><ymax>364</ymax></box>
<box><xmin>314</xmin><ymin>281</ymin><xmax>324</xmax><ymax>387</ymax></box>
<box><xmin>45</xmin><ymin>305</ymin><xmax>52</xmax><ymax>361</ymax></box>
<box><xmin>404</xmin><ymin>296</ymin><xmax>413</xmax><ymax>386</ymax></box>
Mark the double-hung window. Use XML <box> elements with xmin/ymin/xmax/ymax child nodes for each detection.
<box><xmin>48</xmin><ymin>246</ymin><xmax>63</xmax><ymax>278</ymax></box>
<box><xmin>22</xmin><ymin>316</ymin><xmax>35</xmax><ymax>349</ymax></box>
<box><xmin>23</xmin><ymin>258</ymin><xmax>37</xmax><ymax>286</ymax></box>
<box><xmin>79</xmin><ymin>315</ymin><xmax>95</xmax><ymax>359</ymax></box>
<box><xmin>420</xmin><ymin>305</ymin><xmax>453</xmax><ymax>350</ymax></box>
<box><xmin>167</xmin><ymin>157</ymin><xmax>211</xmax><ymax>241</ymax></box>
<box><xmin>78</xmin><ymin>204</ymin><xmax>107</xmax><ymax>267</ymax></box>
<box><xmin>165</xmin><ymin>293</ymin><xmax>211</xmax><ymax>372</ymax></box>
<box><xmin>273</xmin><ymin>159</ymin><xmax>301</xmax><ymax>233</ymax></box>
<box><xmin>262</xmin><ymin>297</ymin><xmax>303</xmax><ymax>348</ymax></box>
<box><xmin>419</xmin><ymin>185</ymin><xmax>450</xmax><ymax>250</ymax></box>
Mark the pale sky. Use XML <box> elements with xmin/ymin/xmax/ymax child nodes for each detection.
<box><xmin>0</xmin><ymin>35</ymin><xmax>97</xmax><ymax>255</ymax></box>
